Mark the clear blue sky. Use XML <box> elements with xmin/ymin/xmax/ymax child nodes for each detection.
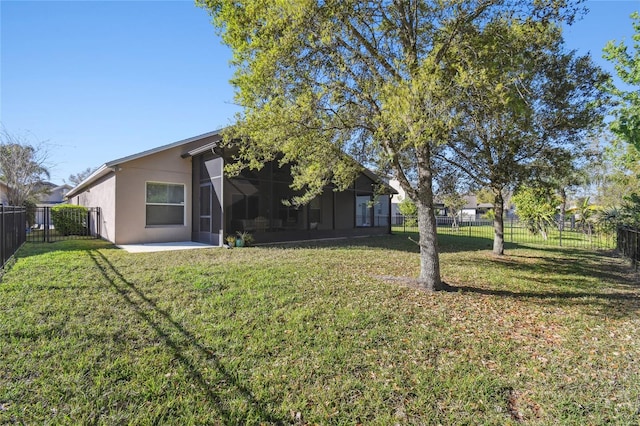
<box><xmin>1</xmin><ymin>0</ymin><xmax>638</xmax><ymax>184</ymax></box>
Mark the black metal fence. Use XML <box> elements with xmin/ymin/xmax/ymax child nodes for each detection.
<box><xmin>1</xmin><ymin>205</ymin><xmax>27</xmax><ymax>269</ymax></box>
<box><xmin>26</xmin><ymin>206</ymin><xmax>101</xmax><ymax>243</ymax></box>
<box><xmin>393</xmin><ymin>215</ymin><xmax>616</xmax><ymax>250</ymax></box>
<box><xmin>617</xmin><ymin>226</ymin><xmax>639</xmax><ymax>269</ymax></box>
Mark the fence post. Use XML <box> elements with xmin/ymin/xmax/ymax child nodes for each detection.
<box><xmin>633</xmin><ymin>229</ymin><xmax>640</xmax><ymax>269</ymax></box>
<box><xmin>1</xmin><ymin>204</ymin><xmax>4</xmax><ymax>268</ymax></box>
<box><xmin>558</xmin><ymin>217</ymin><xmax>563</xmax><ymax>247</ymax></box>
<box><xmin>96</xmin><ymin>208</ymin><xmax>101</xmax><ymax>238</ymax></box>
<box><xmin>510</xmin><ymin>216</ymin><xmax>513</xmax><ymax>243</ymax></box>
<box><xmin>44</xmin><ymin>207</ymin><xmax>49</xmax><ymax>243</ymax></box>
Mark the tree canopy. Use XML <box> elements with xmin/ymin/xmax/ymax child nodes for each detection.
<box><xmin>199</xmin><ymin>0</ymin><xmax>599</xmax><ymax>290</ymax></box>
<box><xmin>66</xmin><ymin>167</ymin><xmax>96</xmax><ymax>187</ymax></box>
<box><xmin>437</xmin><ymin>17</ymin><xmax>607</xmax><ymax>254</ymax></box>
<box><xmin>0</xmin><ymin>130</ymin><xmax>50</xmax><ymax>207</ymax></box>
<box><xmin>512</xmin><ymin>185</ymin><xmax>559</xmax><ymax>240</ymax></box>
<box><xmin>604</xmin><ymin>11</ymin><xmax>640</xmax><ymax>153</ymax></box>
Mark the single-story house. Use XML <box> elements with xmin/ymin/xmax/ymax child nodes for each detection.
<box><xmin>65</xmin><ymin>129</ymin><xmax>395</xmax><ymax>246</ymax></box>
<box><xmin>36</xmin><ymin>182</ymin><xmax>72</xmax><ymax>205</ymax></box>
<box><xmin>460</xmin><ymin>194</ymin><xmax>494</xmax><ymax>221</ymax></box>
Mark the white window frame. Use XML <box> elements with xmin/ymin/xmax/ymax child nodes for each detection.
<box><xmin>145</xmin><ymin>181</ymin><xmax>186</xmax><ymax>226</ymax></box>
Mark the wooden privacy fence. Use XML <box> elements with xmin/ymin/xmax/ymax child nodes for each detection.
<box><xmin>1</xmin><ymin>205</ymin><xmax>27</xmax><ymax>269</ymax></box>
<box><xmin>617</xmin><ymin>226</ymin><xmax>640</xmax><ymax>269</ymax></box>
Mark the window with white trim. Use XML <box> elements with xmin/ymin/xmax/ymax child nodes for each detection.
<box><xmin>145</xmin><ymin>182</ymin><xmax>185</xmax><ymax>226</ymax></box>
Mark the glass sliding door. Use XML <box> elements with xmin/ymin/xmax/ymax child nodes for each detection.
<box><xmin>356</xmin><ymin>195</ymin><xmax>372</xmax><ymax>227</ymax></box>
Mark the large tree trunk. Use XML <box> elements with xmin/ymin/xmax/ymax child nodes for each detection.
<box><xmin>416</xmin><ymin>199</ymin><xmax>442</xmax><ymax>291</ymax></box>
<box><xmin>415</xmin><ymin>146</ymin><xmax>442</xmax><ymax>291</ymax></box>
<box><xmin>492</xmin><ymin>190</ymin><xmax>505</xmax><ymax>255</ymax></box>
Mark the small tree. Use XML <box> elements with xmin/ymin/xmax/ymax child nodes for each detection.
<box><xmin>575</xmin><ymin>197</ymin><xmax>598</xmax><ymax>237</ymax></box>
<box><xmin>397</xmin><ymin>197</ymin><xmax>417</xmax><ymax>227</ymax></box>
<box><xmin>512</xmin><ymin>185</ymin><xmax>559</xmax><ymax>240</ymax></box>
<box><xmin>441</xmin><ymin>192</ymin><xmax>466</xmax><ymax>230</ymax></box>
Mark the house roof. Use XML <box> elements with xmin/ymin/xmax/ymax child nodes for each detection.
<box><xmin>66</xmin><ymin>129</ymin><xmax>224</xmax><ymax>198</ymax></box>
<box><xmin>66</xmin><ymin>128</ymin><xmax>396</xmax><ymax>198</ymax></box>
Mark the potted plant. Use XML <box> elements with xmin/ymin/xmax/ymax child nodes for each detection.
<box><xmin>236</xmin><ymin>231</ymin><xmax>254</xmax><ymax>247</ymax></box>
<box><xmin>226</xmin><ymin>235</ymin><xmax>236</xmax><ymax>247</ymax></box>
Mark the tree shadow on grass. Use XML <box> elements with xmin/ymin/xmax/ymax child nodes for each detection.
<box><xmin>440</xmin><ymin>281</ymin><xmax>640</xmax><ymax>319</ymax></box>
<box><xmin>485</xmin><ymin>249</ymin><xmax>637</xmax><ymax>289</ymax></box>
<box><xmin>88</xmin><ymin>250</ymin><xmax>286</xmax><ymax>424</ymax></box>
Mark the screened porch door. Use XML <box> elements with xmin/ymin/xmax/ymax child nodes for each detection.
<box><xmin>193</xmin><ymin>153</ymin><xmax>223</xmax><ymax>245</ymax></box>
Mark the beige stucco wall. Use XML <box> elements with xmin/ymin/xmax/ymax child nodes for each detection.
<box><xmin>70</xmin><ymin>135</ymin><xmax>222</xmax><ymax>245</ymax></box>
<box><xmin>113</xmin><ymin>146</ymin><xmax>194</xmax><ymax>245</ymax></box>
<box><xmin>72</xmin><ymin>173</ymin><xmax>117</xmax><ymax>243</ymax></box>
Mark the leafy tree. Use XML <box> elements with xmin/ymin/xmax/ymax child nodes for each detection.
<box><xmin>0</xmin><ymin>130</ymin><xmax>50</xmax><ymax>206</ymax></box>
<box><xmin>438</xmin><ymin>16</ymin><xmax>608</xmax><ymax>255</ymax></box>
<box><xmin>604</xmin><ymin>12</ymin><xmax>640</xmax><ymax>153</ymax></box>
<box><xmin>599</xmin><ymin>193</ymin><xmax>640</xmax><ymax>231</ymax></box>
<box><xmin>574</xmin><ymin>196</ymin><xmax>598</xmax><ymax>237</ymax></box>
<box><xmin>476</xmin><ymin>188</ymin><xmax>494</xmax><ymax>206</ymax></box>
<box><xmin>512</xmin><ymin>185</ymin><xmax>559</xmax><ymax>240</ymax></box>
<box><xmin>397</xmin><ymin>196</ymin><xmax>417</xmax><ymax>227</ymax></box>
<box><xmin>66</xmin><ymin>167</ymin><xmax>96</xmax><ymax>187</ymax></box>
<box><xmin>620</xmin><ymin>194</ymin><xmax>640</xmax><ymax>227</ymax></box>
<box><xmin>199</xmin><ymin>0</ymin><xmax>590</xmax><ymax>290</ymax></box>
<box><xmin>545</xmin><ymin>157</ymin><xmax>591</xmax><ymax>232</ymax></box>
<box><xmin>441</xmin><ymin>192</ymin><xmax>466</xmax><ymax>229</ymax></box>
<box><xmin>589</xmin><ymin>135</ymin><xmax>640</xmax><ymax>209</ymax></box>
<box><xmin>437</xmin><ymin>171</ymin><xmax>466</xmax><ymax>229</ymax></box>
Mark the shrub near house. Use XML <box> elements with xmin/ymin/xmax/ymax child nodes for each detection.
<box><xmin>51</xmin><ymin>205</ymin><xmax>89</xmax><ymax>236</ymax></box>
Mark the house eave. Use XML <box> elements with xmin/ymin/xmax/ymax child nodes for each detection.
<box><xmin>65</xmin><ymin>165</ymin><xmax>114</xmax><ymax>199</ymax></box>
<box><xmin>180</xmin><ymin>141</ymin><xmax>219</xmax><ymax>158</ymax></box>
<box><xmin>105</xmin><ymin>129</ymin><xmax>225</xmax><ymax>167</ymax></box>
<box><xmin>65</xmin><ymin>129</ymin><xmax>227</xmax><ymax>199</ymax></box>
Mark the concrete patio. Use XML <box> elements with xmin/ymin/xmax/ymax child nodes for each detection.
<box><xmin>117</xmin><ymin>241</ymin><xmax>217</xmax><ymax>253</ymax></box>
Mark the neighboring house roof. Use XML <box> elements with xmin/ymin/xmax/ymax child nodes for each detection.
<box><xmin>462</xmin><ymin>194</ymin><xmax>493</xmax><ymax>210</ymax></box>
<box><xmin>66</xmin><ymin>128</ymin><xmax>396</xmax><ymax>198</ymax></box>
<box><xmin>0</xmin><ymin>180</ymin><xmax>71</xmax><ymax>205</ymax></box>
<box><xmin>36</xmin><ymin>182</ymin><xmax>73</xmax><ymax>204</ymax></box>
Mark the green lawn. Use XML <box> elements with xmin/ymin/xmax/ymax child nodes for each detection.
<box><xmin>1</xmin><ymin>234</ymin><xmax>638</xmax><ymax>424</ymax></box>
<box><xmin>393</xmin><ymin>223</ymin><xmax>615</xmax><ymax>250</ymax></box>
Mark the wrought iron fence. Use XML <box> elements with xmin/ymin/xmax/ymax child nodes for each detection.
<box><xmin>393</xmin><ymin>215</ymin><xmax>615</xmax><ymax>250</ymax></box>
<box><xmin>1</xmin><ymin>205</ymin><xmax>27</xmax><ymax>269</ymax></box>
<box><xmin>26</xmin><ymin>206</ymin><xmax>101</xmax><ymax>243</ymax></box>
<box><xmin>617</xmin><ymin>226</ymin><xmax>639</xmax><ymax>269</ymax></box>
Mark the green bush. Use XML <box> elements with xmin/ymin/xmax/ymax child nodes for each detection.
<box><xmin>51</xmin><ymin>205</ymin><xmax>88</xmax><ymax>236</ymax></box>
<box><xmin>23</xmin><ymin>200</ymin><xmax>37</xmax><ymax>228</ymax></box>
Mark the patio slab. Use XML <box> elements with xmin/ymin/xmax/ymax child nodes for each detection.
<box><xmin>117</xmin><ymin>241</ymin><xmax>217</xmax><ymax>253</ymax></box>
